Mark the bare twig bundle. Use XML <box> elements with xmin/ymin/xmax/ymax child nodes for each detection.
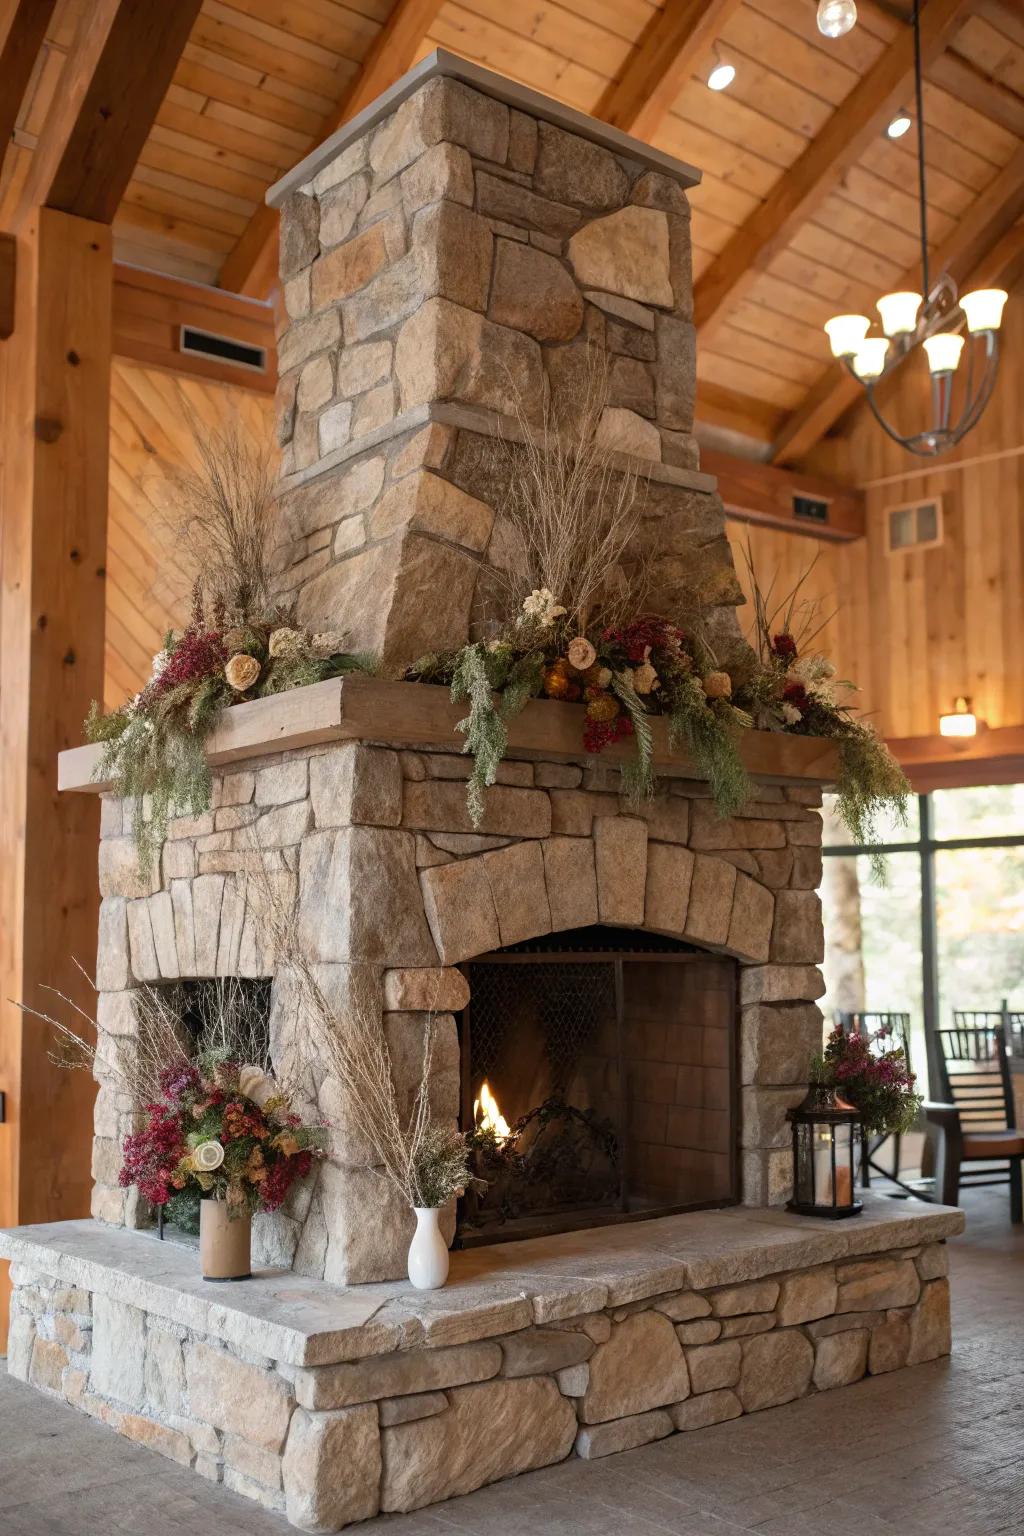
<box><xmin>243</xmin><ymin>862</ymin><xmax>464</xmax><ymax>1210</ymax></box>
<box><xmin>160</xmin><ymin>413</ymin><xmax>276</xmax><ymax>624</ymax></box>
<box><xmin>737</xmin><ymin>536</ymin><xmax>837</xmax><ymax>666</ymax></box>
<box><xmin>493</xmin><ymin>346</ymin><xmax>649</xmax><ymax>630</ymax></box>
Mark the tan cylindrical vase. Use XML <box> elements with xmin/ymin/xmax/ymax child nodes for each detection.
<box><xmin>199</xmin><ymin>1199</ymin><xmax>252</xmax><ymax>1281</ymax></box>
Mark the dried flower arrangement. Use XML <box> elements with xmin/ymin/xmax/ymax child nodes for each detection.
<box><xmin>813</xmin><ymin>1023</ymin><xmax>922</xmax><ymax>1137</ymax></box>
<box><xmin>406</xmin><ymin>355</ymin><xmax>752</xmax><ymax>825</ymax></box>
<box><xmin>84</xmin><ymin>422</ymin><xmax>375</xmax><ymax>871</ymax></box>
<box><xmin>733</xmin><ymin>542</ymin><xmax>910</xmax><ymax>868</ymax></box>
<box><xmin>17</xmin><ymin>973</ymin><xmax>326</xmax><ymax>1230</ymax></box>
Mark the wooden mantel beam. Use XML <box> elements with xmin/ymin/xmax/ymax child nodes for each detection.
<box><xmin>771</xmin><ymin>143</ymin><xmax>1024</xmax><ymax>466</ymax></box>
<box><xmin>220</xmin><ymin>0</ymin><xmax>446</xmax><ymax>297</ymax></box>
<box><xmin>596</xmin><ymin>0</ymin><xmax>746</xmax><ymax>141</ymax></box>
<box><xmin>692</xmin><ymin>0</ymin><xmax>977</xmax><ymax>341</ymax></box>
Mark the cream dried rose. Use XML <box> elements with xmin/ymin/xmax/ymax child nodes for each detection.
<box><xmin>238</xmin><ymin>1064</ymin><xmax>277</xmax><ymax>1108</ymax></box>
<box><xmin>225</xmin><ymin>653</ymin><xmax>261</xmax><ymax>691</ymax></box>
<box><xmin>567</xmin><ymin>636</ymin><xmax>597</xmax><ymax>672</ymax></box>
<box><xmin>702</xmin><ymin>670</ymin><xmax>732</xmax><ymax>700</ymax></box>
<box><xmin>633</xmin><ymin>661</ymin><xmax>659</xmax><ymax>695</ymax></box>
<box><xmin>193</xmin><ymin>1140</ymin><xmax>225</xmax><ymax>1172</ymax></box>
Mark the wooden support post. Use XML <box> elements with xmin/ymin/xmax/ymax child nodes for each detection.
<box><xmin>0</xmin><ymin>208</ymin><xmax>112</xmax><ymax>1335</ymax></box>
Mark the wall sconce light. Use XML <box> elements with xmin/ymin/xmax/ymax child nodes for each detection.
<box><xmin>939</xmin><ymin>696</ymin><xmax>978</xmax><ymax>739</ymax></box>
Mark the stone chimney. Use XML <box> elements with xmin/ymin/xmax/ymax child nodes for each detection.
<box><xmin>268</xmin><ymin>51</ymin><xmax>745</xmax><ymax>671</ymax></box>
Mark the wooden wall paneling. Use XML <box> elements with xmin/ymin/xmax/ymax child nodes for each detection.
<box><xmin>0</xmin><ymin>210</ymin><xmax>112</xmax><ymax>1336</ymax></box>
<box><xmin>111</xmin><ymin>262</ymin><xmax>276</xmax><ymax>393</ymax></box>
<box><xmin>703</xmin><ymin>449</ymin><xmax>865</xmax><ymax>539</ymax></box>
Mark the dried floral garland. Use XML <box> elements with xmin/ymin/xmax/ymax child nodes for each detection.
<box><xmin>408</xmin><ymin>598</ymin><xmax>753</xmax><ymax>827</ymax></box>
<box><xmin>86</xmin><ymin>583</ymin><xmax>374</xmax><ymax>872</ymax></box>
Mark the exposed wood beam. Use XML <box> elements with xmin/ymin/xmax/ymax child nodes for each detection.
<box><xmin>0</xmin><ymin>207</ymin><xmax>111</xmax><ymax>1334</ymax></box>
<box><xmin>0</xmin><ymin>0</ymin><xmax>58</xmax><ymax>156</ymax></box>
<box><xmin>696</xmin><ymin>382</ymin><xmax>788</xmax><ymax>444</ymax></box>
<box><xmin>889</xmin><ymin>723</ymin><xmax>1024</xmax><ymax>793</ymax></box>
<box><xmin>702</xmin><ymin>449</ymin><xmax>865</xmax><ymax>541</ymax></box>
<box><xmin>930</xmin><ymin>50</ymin><xmax>1024</xmax><ymax>139</ymax></box>
<box><xmin>771</xmin><ymin>144</ymin><xmax>1024</xmax><ymax>465</ymax></box>
<box><xmin>596</xmin><ymin>0</ymin><xmax>746</xmax><ymax>141</ymax></box>
<box><xmin>692</xmin><ymin>0</ymin><xmax>977</xmax><ymax>341</ymax></box>
<box><xmin>8</xmin><ymin>0</ymin><xmax>201</xmax><ymax>229</ymax></box>
<box><xmin>112</xmin><ymin>263</ymin><xmax>275</xmax><ymax>393</ymax></box>
<box><xmin>0</xmin><ymin>231</ymin><xmax>14</xmax><ymax>339</ymax></box>
<box><xmin>220</xmin><ymin>0</ymin><xmax>446</xmax><ymax>298</ymax></box>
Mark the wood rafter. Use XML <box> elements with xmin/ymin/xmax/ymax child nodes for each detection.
<box><xmin>7</xmin><ymin>0</ymin><xmax>202</xmax><ymax>228</ymax></box>
<box><xmin>0</xmin><ymin>0</ymin><xmax>58</xmax><ymax>157</ymax></box>
<box><xmin>691</xmin><ymin>0</ymin><xmax>978</xmax><ymax>341</ymax></box>
<box><xmin>596</xmin><ymin>0</ymin><xmax>745</xmax><ymax>141</ymax></box>
<box><xmin>771</xmin><ymin>144</ymin><xmax>1024</xmax><ymax>466</ymax></box>
<box><xmin>702</xmin><ymin>449</ymin><xmax>865</xmax><ymax>541</ymax></box>
<box><xmin>220</xmin><ymin>0</ymin><xmax>446</xmax><ymax>298</ymax></box>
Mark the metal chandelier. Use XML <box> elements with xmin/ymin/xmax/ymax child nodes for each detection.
<box><xmin>822</xmin><ymin>0</ymin><xmax>1007</xmax><ymax>457</ymax></box>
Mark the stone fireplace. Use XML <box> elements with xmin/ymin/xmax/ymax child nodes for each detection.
<box><xmin>3</xmin><ymin>51</ymin><xmax>962</xmax><ymax>1535</ymax></box>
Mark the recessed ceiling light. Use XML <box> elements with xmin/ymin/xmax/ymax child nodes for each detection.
<box><xmin>817</xmin><ymin>0</ymin><xmax>857</xmax><ymax>38</ymax></box>
<box><xmin>708</xmin><ymin>61</ymin><xmax>736</xmax><ymax>91</ymax></box>
<box><xmin>887</xmin><ymin>110</ymin><xmax>912</xmax><ymax>139</ymax></box>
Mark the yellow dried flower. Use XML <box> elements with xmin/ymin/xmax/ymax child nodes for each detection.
<box><xmin>703</xmin><ymin>670</ymin><xmax>732</xmax><ymax>700</ymax></box>
<box><xmin>586</xmin><ymin>692</ymin><xmax>620</xmax><ymax>724</ymax></box>
<box><xmin>268</xmin><ymin>626</ymin><xmax>305</xmax><ymax>659</ymax></box>
<box><xmin>225</xmin><ymin>653</ymin><xmax>261</xmax><ymax>691</ymax></box>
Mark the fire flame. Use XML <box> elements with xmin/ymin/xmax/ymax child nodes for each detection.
<box><xmin>473</xmin><ymin>1080</ymin><xmax>510</xmax><ymax>1140</ymax></box>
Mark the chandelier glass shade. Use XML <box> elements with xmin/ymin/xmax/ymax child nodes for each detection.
<box><xmin>822</xmin><ymin>1</ymin><xmax>1007</xmax><ymax>457</ymax></box>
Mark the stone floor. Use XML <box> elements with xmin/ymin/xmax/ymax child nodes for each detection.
<box><xmin>2</xmin><ymin>1189</ymin><xmax>1022</xmax><ymax>1536</ymax></box>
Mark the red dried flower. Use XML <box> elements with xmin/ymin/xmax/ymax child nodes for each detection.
<box><xmin>772</xmin><ymin>632</ymin><xmax>798</xmax><ymax>659</ymax></box>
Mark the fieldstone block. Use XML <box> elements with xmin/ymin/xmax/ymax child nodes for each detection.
<box><xmin>771</xmin><ymin>890</ymin><xmax>825</xmax><ymax>964</ymax></box>
<box><xmin>740</xmin><ymin>965</ymin><xmax>826</xmax><ymax>1005</ymax></box>
<box><xmin>711</xmin><ymin>1279</ymin><xmax>780</xmax><ymax>1317</ymax></box>
<box><xmin>369</xmin><ymin>470</ymin><xmax>493</xmax><ymax>552</ymax></box>
<box><xmin>99</xmin><ymin>838</ymin><xmax>161</xmax><ymax>900</ymax></box>
<box><xmin>917</xmin><ymin>1242</ymin><xmax>949</xmax><ymax>1281</ymax></box>
<box><xmin>255</xmin><ymin>760</ymin><xmax>308</xmax><ymax>806</ymax></box>
<box><xmin>836</xmin><ymin>1258</ymin><xmax>920</xmax><ymax>1312</ymax></box>
<box><xmin>814</xmin><ymin>1328</ymin><xmax>869</xmax><ymax>1390</ymax></box>
<box><xmin>580</xmin><ymin>1312</ymin><xmax>689</xmax><ymax>1424</ymax></box>
<box><xmin>671</xmin><ymin>1388</ymin><xmax>742</xmax><ymax>1431</ymax></box>
<box><xmin>29</xmin><ymin>1337</ymin><xmax>67</xmax><ymax>1392</ymax></box>
<box><xmin>490</xmin><ymin>239</ymin><xmax>583</xmax><ymax>342</ymax></box>
<box><xmin>655</xmin><ymin>314</ymin><xmax>696</xmax><ymax>429</ymax></box>
<box><xmin>281</xmin><ymin>191</ymin><xmax>319</xmax><ymax>279</ymax></box>
<box><xmin>185</xmin><ymin>1341</ymin><xmax>293</xmax><ymax>1452</ymax></box>
<box><xmin>91</xmin><ymin>1295</ymin><xmax>146</xmax><ymax>1407</ymax></box>
<box><xmin>403</xmin><ymin>779</ymin><xmax>551</xmax><ymax>838</ymax></box>
<box><xmin>6</xmin><ymin>1312</ymin><xmax>34</xmax><ymax>1382</ymax></box>
<box><xmin>394</xmin><ymin>297</ymin><xmax>545</xmax><ymax>422</ymax></box>
<box><xmin>420</xmin><ymin>858</ymin><xmax>500</xmax><ymax>964</ymax></box>
<box><xmin>369</xmin><ymin>76</ymin><xmax>509</xmax><ymax>184</ymax></box>
<box><xmin>534</xmin><ymin>121</ymin><xmax>628</xmax><ymax>209</ymax></box>
<box><xmin>380</xmin><ymin>1376</ymin><xmax>576</xmax><ymax>1512</ymax></box>
<box><xmin>482</xmin><ymin>839</ymin><xmax>552</xmax><ymax>947</ymax></box>
<box><xmin>477</xmin><ymin>171</ymin><xmax>581</xmax><ymax>239</ymax></box>
<box><xmin>777</xmin><ymin>1266</ymin><xmax>838</xmax><ymax>1326</ymax></box>
<box><xmin>499</xmin><ymin>1328</ymin><xmax>594</xmax><ymax>1378</ymax></box>
<box><xmin>738</xmin><ymin>1330</ymin><xmax>814</xmax><ymax>1412</ymax></box>
<box><xmin>556</xmin><ymin>1363</ymin><xmax>590</xmax><ymax>1397</ymax></box>
<box><xmin>594</xmin><ymin>815</ymin><xmax>648</xmax><ymax>926</ymax></box>
<box><xmin>379</xmin><ymin>1391</ymin><xmax>449</xmax><ymax>1426</ymax></box>
<box><xmin>144</xmin><ymin>1328</ymin><xmax>186</xmax><ymax>1418</ymax></box>
<box><xmin>383</xmin><ymin>966</ymin><xmax>469</xmax><ymax>1012</ymax></box>
<box><xmin>686</xmin><ymin>1340</ymin><xmax>741</xmax><ymax>1393</ymax></box>
<box><xmin>644</xmin><ymin>841</ymin><xmax>694</xmax><ymax>936</ymax></box>
<box><xmin>96</xmin><ymin>898</ymin><xmax>130</xmax><ymax>992</ymax></box>
<box><xmin>741</xmin><ymin>1085</ymin><xmax>806</xmax><ymax>1149</ymax></box>
<box><xmin>675</xmin><ymin>1319</ymin><xmax>721</xmax><ymax>1346</ymax></box>
<box><xmin>655</xmin><ymin>1292</ymin><xmax>712</xmax><ymax>1323</ymax></box>
<box><xmin>726</xmin><ymin>874</ymin><xmax>774</xmax><ymax>962</ymax></box>
<box><xmin>569</xmin><ymin>207</ymin><xmax>673</xmax><ymax>307</ymax></box>
<box><xmin>126</xmin><ymin>898</ymin><xmax>160</xmax><ymax>982</ymax></box>
<box><xmin>867</xmin><ymin>1311</ymin><xmax>911</xmax><ymax>1374</ymax></box>
<box><xmin>282</xmin><ymin>1405</ymin><xmax>381</xmax><ymax>1530</ymax></box>
<box><xmin>689</xmin><ymin>801</ymin><xmax>787</xmax><ymax>851</ymax></box>
<box><xmin>310</xmin><ymin>744</ymin><xmax>403</xmax><ymax>828</ymax></box>
<box><xmin>683</xmin><ymin>854</ymin><xmax>736</xmax><ymax>948</ymax></box>
<box><xmin>223</xmin><ymin>1434</ymin><xmax>282</xmax><ymax>1491</ymax></box>
<box><xmin>542</xmin><ymin>836</ymin><xmax>599</xmax><ymax>931</ymax></box>
<box><xmin>907</xmin><ymin>1278</ymin><xmax>951</xmax><ymax>1363</ymax></box>
<box><xmin>594</xmin><ymin>405</ymin><xmax>660</xmax><ymax>459</ymax></box>
<box><xmin>278</xmin><ymin>309</ymin><xmax>340</xmax><ymax>374</ymax></box>
<box><xmin>549</xmin><ymin>789</ymin><xmax>614</xmax><ymax>836</ymax></box>
<box><xmin>318</xmin><ymin>172</ymin><xmax>370</xmax><ymax>248</ymax></box>
<box><xmin>401</xmin><ymin>141</ymin><xmax>474</xmax><ymax>212</ymax></box>
<box><xmin>299</xmin><ymin>827</ymin><xmax>437</xmax><ymax>965</ymax></box>
<box><xmin>720</xmin><ymin>1314</ymin><xmax>775</xmax><ymax>1339</ymax></box>
<box><xmin>413</xmin><ymin>199</ymin><xmax>493</xmax><ymax>313</ymax></box>
<box><xmin>576</xmin><ymin>1408</ymin><xmax>673</xmax><ymax>1460</ymax></box>
<box><xmin>740</xmin><ymin>1003</ymin><xmax>825</xmax><ymax>1085</ymax></box>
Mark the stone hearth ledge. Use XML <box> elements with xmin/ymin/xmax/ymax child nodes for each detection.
<box><xmin>57</xmin><ymin>675</ymin><xmax>841</xmax><ymax>794</ymax></box>
<box><xmin>0</xmin><ymin>1199</ymin><xmax>962</xmax><ymax>1368</ymax></box>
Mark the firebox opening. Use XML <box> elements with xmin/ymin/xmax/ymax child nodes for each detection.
<box><xmin>455</xmin><ymin>926</ymin><xmax>739</xmax><ymax>1247</ymax></box>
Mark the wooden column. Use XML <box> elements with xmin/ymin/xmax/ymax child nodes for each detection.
<box><xmin>0</xmin><ymin>208</ymin><xmax>112</xmax><ymax>1334</ymax></box>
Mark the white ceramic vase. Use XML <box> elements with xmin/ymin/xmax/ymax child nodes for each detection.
<box><xmin>407</xmin><ymin>1206</ymin><xmax>449</xmax><ymax>1290</ymax></box>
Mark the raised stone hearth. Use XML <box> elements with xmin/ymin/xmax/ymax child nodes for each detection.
<box><xmin>1</xmin><ymin>1201</ymin><xmax>962</xmax><ymax>1528</ymax></box>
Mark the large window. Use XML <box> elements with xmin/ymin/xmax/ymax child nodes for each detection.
<box><xmin>820</xmin><ymin>784</ymin><xmax>1024</xmax><ymax>1094</ymax></box>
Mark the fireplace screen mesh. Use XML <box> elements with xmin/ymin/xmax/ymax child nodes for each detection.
<box><xmin>457</xmin><ymin>928</ymin><xmax>737</xmax><ymax>1245</ymax></box>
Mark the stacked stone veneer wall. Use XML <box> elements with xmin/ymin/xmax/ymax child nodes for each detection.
<box><xmin>270</xmin><ymin>66</ymin><xmax>748</xmax><ymax>671</ymax></box>
<box><xmin>91</xmin><ymin>736</ymin><xmax>827</xmax><ymax>1283</ymax></box>
<box><xmin>7</xmin><ymin>1241</ymin><xmax>952</xmax><ymax>1531</ymax></box>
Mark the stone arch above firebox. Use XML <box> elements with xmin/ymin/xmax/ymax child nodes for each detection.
<box><xmin>418</xmin><ymin>818</ymin><xmax>776</xmax><ymax>969</ymax></box>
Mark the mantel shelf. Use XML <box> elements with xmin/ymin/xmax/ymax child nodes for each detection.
<box><xmin>57</xmin><ymin>676</ymin><xmax>841</xmax><ymax>794</ymax></box>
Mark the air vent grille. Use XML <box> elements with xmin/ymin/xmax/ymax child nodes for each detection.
<box><xmin>179</xmin><ymin>325</ymin><xmax>267</xmax><ymax>374</ymax></box>
<box><xmin>886</xmin><ymin>497</ymin><xmax>943</xmax><ymax>553</ymax></box>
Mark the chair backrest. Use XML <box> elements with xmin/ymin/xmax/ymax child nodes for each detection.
<box><xmin>836</xmin><ymin>1011</ymin><xmax>912</xmax><ymax>1071</ymax></box>
<box><xmin>954</xmin><ymin>1008</ymin><xmax>1024</xmax><ymax>1059</ymax></box>
<box><xmin>936</xmin><ymin>1026</ymin><xmax>1015</xmax><ymax>1132</ymax></box>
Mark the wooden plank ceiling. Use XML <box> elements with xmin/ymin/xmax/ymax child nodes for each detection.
<box><xmin>3</xmin><ymin>0</ymin><xmax>1023</xmax><ymax>460</ymax></box>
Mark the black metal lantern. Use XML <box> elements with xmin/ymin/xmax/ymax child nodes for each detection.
<box><xmin>787</xmin><ymin>1084</ymin><xmax>863</xmax><ymax>1219</ymax></box>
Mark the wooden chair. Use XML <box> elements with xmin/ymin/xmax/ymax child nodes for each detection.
<box><xmin>954</xmin><ymin>1006</ymin><xmax>1024</xmax><ymax>1057</ymax></box>
<box><xmin>925</xmin><ymin>1025</ymin><xmax>1024</xmax><ymax>1222</ymax></box>
<box><xmin>835</xmin><ymin>1012</ymin><xmax>914</xmax><ymax>1192</ymax></box>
